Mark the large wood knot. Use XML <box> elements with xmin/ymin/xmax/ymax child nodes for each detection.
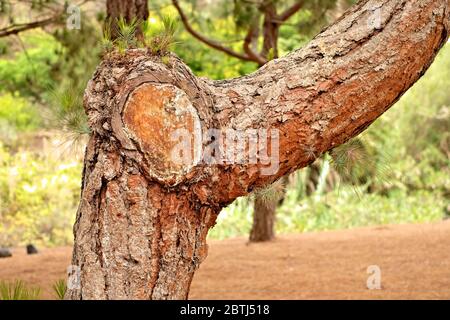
<box><xmin>123</xmin><ymin>83</ymin><xmax>202</xmax><ymax>185</ymax></box>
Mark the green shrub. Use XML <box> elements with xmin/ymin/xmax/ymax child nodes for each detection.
<box><xmin>0</xmin><ymin>30</ymin><xmax>59</xmax><ymax>97</ymax></box>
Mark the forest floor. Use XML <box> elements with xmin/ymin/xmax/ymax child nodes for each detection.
<box><xmin>1</xmin><ymin>221</ymin><xmax>450</xmax><ymax>300</ymax></box>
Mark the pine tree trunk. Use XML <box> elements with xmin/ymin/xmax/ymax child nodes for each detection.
<box><xmin>66</xmin><ymin>149</ymin><xmax>215</xmax><ymax>299</ymax></box>
<box><xmin>106</xmin><ymin>0</ymin><xmax>149</xmax><ymax>40</ymax></box>
<box><xmin>250</xmin><ymin>175</ymin><xmax>288</xmax><ymax>242</ymax></box>
<box><xmin>65</xmin><ymin>60</ymin><xmax>219</xmax><ymax>300</ymax></box>
<box><xmin>250</xmin><ymin>198</ymin><xmax>276</xmax><ymax>242</ymax></box>
<box><xmin>261</xmin><ymin>1</ymin><xmax>279</xmax><ymax>59</ymax></box>
<box><xmin>66</xmin><ymin>0</ymin><xmax>449</xmax><ymax>299</ymax></box>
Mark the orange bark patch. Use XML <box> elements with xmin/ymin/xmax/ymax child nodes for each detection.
<box><xmin>123</xmin><ymin>83</ymin><xmax>202</xmax><ymax>184</ymax></box>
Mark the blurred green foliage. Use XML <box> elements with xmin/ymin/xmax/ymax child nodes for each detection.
<box><xmin>0</xmin><ymin>31</ymin><xmax>59</xmax><ymax>98</ymax></box>
<box><xmin>0</xmin><ymin>142</ymin><xmax>82</xmax><ymax>246</ymax></box>
<box><xmin>0</xmin><ymin>92</ymin><xmax>42</xmax><ymax>132</ymax></box>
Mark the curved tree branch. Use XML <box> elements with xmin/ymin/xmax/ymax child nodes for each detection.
<box><xmin>0</xmin><ymin>0</ymin><xmax>92</xmax><ymax>38</ymax></box>
<box><xmin>0</xmin><ymin>16</ymin><xmax>60</xmax><ymax>38</ymax></box>
<box><xmin>278</xmin><ymin>0</ymin><xmax>305</xmax><ymax>22</ymax></box>
<box><xmin>207</xmin><ymin>0</ymin><xmax>450</xmax><ymax>203</ymax></box>
<box><xmin>172</xmin><ymin>0</ymin><xmax>259</xmax><ymax>63</ymax></box>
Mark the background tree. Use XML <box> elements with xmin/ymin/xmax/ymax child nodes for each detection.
<box><xmin>106</xmin><ymin>0</ymin><xmax>149</xmax><ymax>40</ymax></box>
<box><xmin>64</xmin><ymin>0</ymin><xmax>449</xmax><ymax>299</ymax></box>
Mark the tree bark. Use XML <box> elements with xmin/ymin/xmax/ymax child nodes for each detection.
<box><xmin>249</xmin><ymin>1</ymin><xmax>280</xmax><ymax>243</ymax></box>
<box><xmin>106</xmin><ymin>0</ymin><xmax>149</xmax><ymax>40</ymax></box>
<box><xmin>261</xmin><ymin>1</ymin><xmax>279</xmax><ymax>59</ymax></box>
<box><xmin>250</xmin><ymin>175</ymin><xmax>287</xmax><ymax>242</ymax></box>
<box><xmin>250</xmin><ymin>198</ymin><xmax>277</xmax><ymax>242</ymax></box>
<box><xmin>67</xmin><ymin>0</ymin><xmax>449</xmax><ymax>299</ymax></box>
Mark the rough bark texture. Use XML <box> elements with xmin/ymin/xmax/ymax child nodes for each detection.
<box><xmin>67</xmin><ymin>0</ymin><xmax>449</xmax><ymax>300</ymax></box>
<box><xmin>106</xmin><ymin>0</ymin><xmax>149</xmax><ymax>40</ymax></box>
<box><xmin>251</xmin><ymin>1</ymin><xmax>280</xmax><ymax>242</ymax></box>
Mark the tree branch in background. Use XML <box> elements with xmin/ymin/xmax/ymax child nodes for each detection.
<box><xmin>243</xmin><ymin>25</ymin><xmax>267</xmax><ymax>65</ymax></box>
<box><xmin>0</xmin><ymin>0</ymin><xmax>95</xmax><ymax>38</ymax></box>
<box><xmin>278</xmin><ymin>0</ymin><xmax>305</xmax><ymax>22</ymax></box>
<box><xmin>0</xmin><ymin>16</ymin><xmax>61</xmax><ymax>38</ymax></box>
<box><xmin>172</xmin><ymin>0</ymin><xmax>260</xmax><ymax>63</ymax></box>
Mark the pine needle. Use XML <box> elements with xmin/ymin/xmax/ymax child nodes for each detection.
<box><xmin>0</xmin><ymin>280</ymin><xmax>41</xmax><ymax>300</ymax></box>
<box><xmin>251</xmin><ymin>179</ymin><xmax>286</xmax><ymax>205</ymax></box>
<box><xmin>53</xmin><ymin>279</ymin><xmax>67</xmax><ymax>300</ymax></box>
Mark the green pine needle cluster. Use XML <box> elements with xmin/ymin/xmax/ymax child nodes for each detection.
<box><xmin>143</xmin><ymin>15</ymin><xmax>179</xmax><ymax>55</ymax></box>
<box><xmin>48</xmin><ymin>84</ymin><xmax>90</xmax><ymax>135</ymax></box>
<box><xmin>101</xmin><ymin>21</ymin><xmax>114</xmax><ymax>52</ymax></box>
<box><xmin>252</xmin><ymin>179</ymin><xmax>285</xmax><ymax>205</ymax></box>
<box><xmin>46</xmin><ymin>83</ymin><xmax>90</xmax><ymax>147</ymax></box>
<box><xmin>330</xmin><ymin>138</ymin><xmax>372</xmax><ymax>182</ymax></box>
<box><xmin>114</xmin><ymin>17</ymin><xmax>140</xmax><ymax>54</ymax></box>
<box><xmin>0</xmin><ymin>280</ymin><xmax>41</xmax><ymax>300</ymax></box>
<box><xmin>328</xmin><ymin>137</ymin><xmax>391</xmax><ymax>193</ymax></box>
<box><xmin>53</xmin><ymin>279</ymin><xmax>67</xmax><ymax>300</ymax></box>
<box><xmin>103</xmin><ymin>15</ymin><xmax>179</xmax><ymax>56</ymax></box>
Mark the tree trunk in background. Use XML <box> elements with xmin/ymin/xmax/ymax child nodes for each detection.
<box><xmin>250</xmin><ymin>1</ymin><xmax>280</xmax><ymax>242</ymax></box>
<box><xmin>66</xmin><ymin>0</ymin><xmax>449</xmax><ymax>299</ymax></box>
<box><xmin>250</xmin><ymin>198</ymin><xmax>277</xmax><ymax>242</ymax></box>
<box><xmin>106</xmin><ymin>0</ymin><xmax>149</xmax><ymax>40</ymax></box>
<box><xmin>250</xmin><ymin>175</ymin><xmax>288</xmax><ymax>242</ymax></box>
<box><xmin>260</xmin><ymin>1</ymin><xmax>279</xmax><ymax>59</ymax></box>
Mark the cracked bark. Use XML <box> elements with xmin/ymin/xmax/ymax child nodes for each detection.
<box><xmin>66</xmin><ymin>0</ymin><xmax>449</xmax><ymax>300</ymax></box>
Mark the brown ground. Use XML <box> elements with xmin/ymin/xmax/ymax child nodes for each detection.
<box><xmin>1</xmin><ymin>221</ymin><xmax>450</xmax><ymax>300</ymax></box>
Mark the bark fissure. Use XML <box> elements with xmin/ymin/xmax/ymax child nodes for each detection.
<box><xmin>97</xmin><ymin>180</ymin><xmax>109</xmax><ymax>300</ymax></box>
